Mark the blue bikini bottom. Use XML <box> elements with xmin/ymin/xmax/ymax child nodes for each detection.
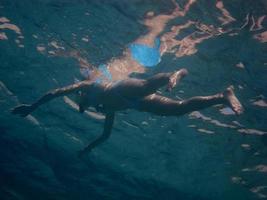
<box><xmin>129</xmin><ymin>37</ymin><xmax>161</xmax><ymax>68</ymax></box>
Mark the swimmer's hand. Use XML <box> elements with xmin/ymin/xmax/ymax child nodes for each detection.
<box><xmin>95</xmin><ymin>104</ymin><xmax>105</xmax><ymax>113</ymax></box>
<box><xmin>11</xmin><ymin>104</ymin><xmax>34</xmax><ymax>117</ymax></box>
<box><xmin>77</xmin><ymin>148</ymin><xmax>91</xmax><ymax>158</ymax></box>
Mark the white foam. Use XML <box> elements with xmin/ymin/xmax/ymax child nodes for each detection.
<box><xmin>238</xmin><ymin>129</ymin><xmax>267</xmax><ymax>136</ymax></box>
<box><xmin>0</xmin><ymin>32</ymin><xmax>7</xmax><ymax>40</ymax></box>
<box><xmin>197</xmin><ymin>128</ymin><xmax>215</xmax><ymax>134</ymax></box>
<box><xmin>252</xmin><ymin>100</ymin><xmax>267</xmax><ymax>107</ymax></box>
<box><xmin>26</xmin><ymin>115</ymin><xmax>40</xmax><ymax>126</ymax></box>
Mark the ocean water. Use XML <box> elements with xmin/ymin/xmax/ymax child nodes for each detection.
<box><xmin>0</xmin><ymin>0</ymin><xmax>267</xmax><ymax>199</ymax></box>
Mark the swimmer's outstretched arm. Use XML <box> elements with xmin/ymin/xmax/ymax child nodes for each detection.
<box><xmin>11</xmin><ymin>81</ymin><xmax>91</xmax><ymax>117</ymax></box>
<box><xmin>78</xmin><ymin>112</ymin><xmax>115</xmax><ymax>157</ymax></box>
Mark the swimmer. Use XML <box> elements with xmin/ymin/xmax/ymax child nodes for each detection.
<box><xmin>11</xmin><ymin>69</ymin><xmax>243</xmax><ymax>156</ymax></box>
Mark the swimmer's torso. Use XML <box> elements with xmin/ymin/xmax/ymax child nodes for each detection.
<box><xmin>79</xmin><ymin>81</ymin><xmax>130</xmax><ymax>111</ymax></box>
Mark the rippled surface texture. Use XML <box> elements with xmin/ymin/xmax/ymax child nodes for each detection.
<box><xmin>0</xmin><ymin>0</ymin><xmax>267</xmax><ymax>199</ymax></box>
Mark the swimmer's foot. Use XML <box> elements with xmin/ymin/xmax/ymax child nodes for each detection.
<box><xmin>167</xmin><ymin>68</ymin><xmax>188</xmax><ymax>91</ymax></box>
<box><xmin>223</xmin><ymin>86</ymin><xmax>244</xmax><ymax>115</ymax></box>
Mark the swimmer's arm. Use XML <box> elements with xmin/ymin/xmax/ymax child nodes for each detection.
<box><xmin>32</xmin><ymin>81</ymin><xmax>91</xmax><ymax>107</ymax></box>
<box><xmin>78</xmin><ymin>112</ymin><xmax>115</xmax><ymax>156</ymax></box>
<box><xmin>11</xmin><ymin>81</ymin><xmax>91</xmax><ymax>117</ymax></box>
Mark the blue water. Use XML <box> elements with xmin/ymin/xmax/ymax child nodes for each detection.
<box><xmin>0</xmin><ymin>0</ymin><xmax>267</xmax><ymax>199</ymax></box>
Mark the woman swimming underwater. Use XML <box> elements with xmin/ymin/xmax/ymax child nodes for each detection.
<box><xmin>11</xmin><ymin>68</ymin><xmax>243</xmax><ymax>156</ymax></box>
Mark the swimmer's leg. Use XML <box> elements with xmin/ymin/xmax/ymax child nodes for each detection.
<box><xmin>109</xmin><ymin>68</ymin><xmax>188</xmax><ymax>99</ymax></box>
<box><xmin>138</xmin><ymin>86</ymin><xmax>243</xmax><ymax>115</ymax></box>
<box><xmin>78</xmin><ymin>112</ymin><xmax>115</xmax><ymax>156</ymax></box>
<box><xmin>223</xmin><ymin>86</ymin><xmax>244</xmax><ymax>115</ymax></box>
<box><xmin>167</xmin><ymin>68</ymin><xmax>188</xmax><ymax>91</ymax></box>
<box><xmin>144</xmin><ymin>68</ymin><xmax>188</xmax><ymax>92</ymax></box>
